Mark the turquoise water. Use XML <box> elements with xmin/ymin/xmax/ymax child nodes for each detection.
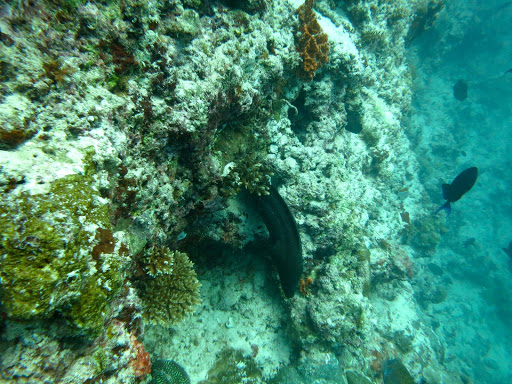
<box><xmin>407</xmin><ymin>1</ymin><xmax>512</xmax><ymax>382</ymax></box>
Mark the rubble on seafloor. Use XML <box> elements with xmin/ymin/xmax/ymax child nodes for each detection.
<box><xmin>0</xmin><ymin>0</ymin><xmax>464</xmax><ymax>383</ymax></box>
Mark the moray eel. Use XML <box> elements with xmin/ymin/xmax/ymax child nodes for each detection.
<box><xmin>252</xmin><ymin>185</ymin><xmax>303</xmax><ymax>298</ymax></box>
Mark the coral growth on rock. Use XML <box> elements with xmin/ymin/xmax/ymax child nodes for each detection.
<box><xmin>0</xmin><ymin>156</ymin><xmax>128</xmax><ymax>337</ymax></box>
<box><xmin>302</xmin><ymin>254</ymin><xmax>369</xmax><ymax>348</ymax></box>
<box><xmin>296</xmin><ymin>0</ymin><xmax>329</xmax><ymax>80</ymax></box>
<box><xmin>0</xmin><ymin>282</ymin><xmax>151</xmax><ymax>382</ymax></box>
<box><xmin>198</xmin><ymin>348</ymin><xmax>262</xmax><ymax>384</ymax></box>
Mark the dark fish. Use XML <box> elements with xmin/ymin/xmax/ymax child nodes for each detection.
<box><xmin>427</xmin><ymin>263</ymin><xmax>444</xmax><ymax>276</ymax></box>
<box><xmin>505</xmin><ymin>68</ymin><xmax>512</xmax><ymax>74</ymax></box>
<box><xmin>502</xmin><ymin>241</ymin><xmax>512</xmax><ymax>258</ymax></box>
<box><xmin>435</xmin><ymin>167</ymin><xmax>478</xmax><ymax>216</ymax></box>
<box><xmin>453</xmin><ymin>79</ymin><xmax>468</xmax><ymax>101</ymax></box>
<box><xmin>382</xmin><ymin>359</ymin><xmax>415</xmax><ymax>384</ymax></box>
<box><xmin>252</xmin><ymin>185</ymin><xmax>303</xmax><ymax>298</ymax></box>
<box><xmin>464</xmin><ymin>237</ymin><xmax>476</xmax><ymax>247</ymax></box>
<box><xmin>345</xmin><ymin>107</ymin><xmax>363</xmax><ymax>134</ymax></box>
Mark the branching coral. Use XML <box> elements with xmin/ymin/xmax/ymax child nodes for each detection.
<box><xmin>296</xmin><ymin>0</ymin><xmax>329</xmax><ymax>80</ymax></box>
<box><xmin>139</xmin><ymin>245</ymin><xmax>175</xmax><ymax>277</ymax></box>
<box><xmin>135</xmin><ymin>247</ymin><xmax>201</xmax><ymax>325</ymax></box>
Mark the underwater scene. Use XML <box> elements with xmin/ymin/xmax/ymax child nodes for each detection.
<box><xmin>0</xmin><ymin>0</ymin><xmax>511</xmax><ymax>383</ymax></box>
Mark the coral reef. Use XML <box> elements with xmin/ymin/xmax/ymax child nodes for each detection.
<box><xmin>130</xmin><ymin>334</ymin><xmax>152</xmax><ymax>378</ymax></box>
<box><xmin>139</xmin><ymin>245</ymin><xmax>175</xmax><ymax>278</ymax></box>
<box><xmin>143</xmin><ymin>242</ymin><xmax>293</xmax><ymax>380</ymax></box>
<box><xmin>0</xmin><ymin>0</ymin><xmax>458</xmax><ymax>382</ymax></box>
<box><xmin>0</xmin><ymin>282</ymin><xmax>151</xmax><ymax>383</ymax></box>
<box><xmin>346</xmin><ymin>371</ymin><xmax>373</xmax><ymax>384</ymax></box>
<box><xmin>269</xmin><ymin>354</ymin><xmax>345</xmax><ymax>384</ymax></box>
<box><xmin>409</xmin><ymin>216</ymin><xmax>445</xmax><ymax>252</ymax></box>
<box><xmin>0</xmin><ymin>94</ymin><xmax>38</xmax><ymax>149</ymax></box>
<box><xmin>296</xmin><ymin>0</ymin><xmax>329</xmax><ymax>80</ymax></box>
<box><xmin>198</xmin><ymin>348</ymin><xmax>263</xmax><ymax>384</ymax></box>
<box><xmin>214</xmin><ymin>121</ymin><xmax>274</xmax><ymax>197</ymax></box>
<box><xmin>134</xmin><ymin>248</ymin><xmax>201</xmax><ymax>325</ymax></box>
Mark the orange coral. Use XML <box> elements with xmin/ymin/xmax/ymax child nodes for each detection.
<box><xmin>129</xmin><ymin>334</ymin><xmax>152</xmax><ymax>377</ymax></box>
<box><xmin>299</xmin><ymin>276</ymin><xmax>313</xmax><ymax>296</ymax></box>
<box><xmin>296</xmin><ymin>0</ymin><xmax>329</xmax><ymax>80</ymax></box>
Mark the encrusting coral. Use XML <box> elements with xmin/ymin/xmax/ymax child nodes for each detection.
<box><xmin>0</xmin><ymin>154</ymin><xmax>128</xmax><ymax>337</ymax></box>
<box><xmin>134</xmin><ymin>247</ymin><xmax>201</xmax><ymax>325</ymax></box>
<box><xmin>296</xmin><ymin>0</ymin><xmax>329</xmax><ymax>80</ymax></box>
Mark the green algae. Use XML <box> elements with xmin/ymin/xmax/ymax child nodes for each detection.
<box><xmin>0</xmin><ymin>154</ymin><xmax>125</xmax><ymax>337</ymax></box>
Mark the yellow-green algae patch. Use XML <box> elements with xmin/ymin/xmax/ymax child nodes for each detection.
<box><xmin>0</xmin><ymin>159</ymin><xmax>125</xmax><ymax>337</ymax></box>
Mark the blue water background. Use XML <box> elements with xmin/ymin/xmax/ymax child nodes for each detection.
<box><xmin>407</xmin><ymin>1</ymin><xmax>512</xmax><ymax>382</ymax></box>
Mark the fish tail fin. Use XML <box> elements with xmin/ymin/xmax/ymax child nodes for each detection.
<box><xmin>441</xmin><ymin>184</ymin><xmax>451</xmax><ymax>200</ymax></box>
<box><xmin>435</xmin><ymin>201</ymin><xmax>451</xmax><ymax>216</ymax></box>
